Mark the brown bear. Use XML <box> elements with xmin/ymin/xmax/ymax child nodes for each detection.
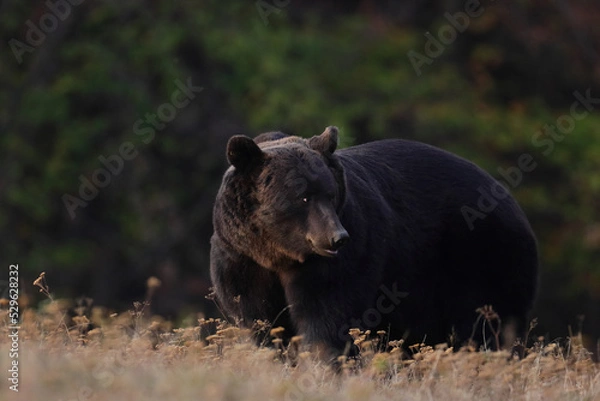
<box><xmin>210</xmin><ymin>126</ymin><xmax>538</xmax><ymax>356</ymax></box>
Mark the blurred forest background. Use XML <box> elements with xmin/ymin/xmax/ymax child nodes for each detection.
<box><xmin>1</xmin><ymin>0</ymin><xmax>599</xmax><ymax>349</ymax></box>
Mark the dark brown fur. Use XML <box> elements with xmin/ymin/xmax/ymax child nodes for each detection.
<box><xmin>210</xmin><ymin>126</ymin><xmax>538</xmax><ymax>356</ymax></box>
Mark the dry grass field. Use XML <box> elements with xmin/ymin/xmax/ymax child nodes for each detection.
<box><xmin>1</xmin><ymin>276</ymin><xmax>599</xmax><ymax>401</ymax></box>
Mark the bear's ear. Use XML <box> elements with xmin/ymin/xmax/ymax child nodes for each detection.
<box><xmin>226</xmin><ymin>135</ymin><xmax>265</xmax><ymax>170</ymax></box>
<box><xmin>308</xmin><ymin>126</ymin><xmax>338</xmax><ymax>154</ymax></box>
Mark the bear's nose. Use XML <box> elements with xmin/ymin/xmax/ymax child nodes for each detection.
<box><xmin>331</xmin><ymin>230</ymin><xmax>350</xmax><ymax>251</ymax></box>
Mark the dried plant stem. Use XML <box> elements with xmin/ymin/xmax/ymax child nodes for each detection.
<box><xmin>33</xmin><ymin>272</ymin><xmax>73</xmax><ymax>342</ymax></box>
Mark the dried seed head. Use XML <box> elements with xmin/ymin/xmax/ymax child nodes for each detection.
<box><xmin>205</xmin><ymin>288</ymin><xmax>216</xmax><ymax>301</ymax></box>
<box><xmin>217</xmin><ymin>327</ymin><xmax>240</xmax><ymax>338</ymax></box>
<box><xmin>206</xmin><ymin>334</ymin><xmax>224</xmax><ymax>343</ymax></box>
<box><xmin>148</xmin><ymin>321</ymin><xmax>162</xmax><ymax>331</ymax></box>
<box><xmin>72</xmin><ymin>316</ymin><xmax>90</xmax><ymax>326</ymax></box>
<box><xmin>270</xmin><ymin>327</ymin><xmax>285</xmax><ymax>337</ymax></box>
<box><xmin>33</xmin><ymin>272</ymin><xmax>46</xmax><ymax>288</ymax></box>
<box><xmin>147</xmin><ymin>277</ymin><xmax>161</xmax><ymax>290</ymax></box>
<box><xmin>348</xmin><ymin>328</ymin><xmax>361</xmax><ymax>338</ymax></box>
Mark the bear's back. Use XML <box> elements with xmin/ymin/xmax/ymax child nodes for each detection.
<box><xmin>338</xmin><ymin>139</ymin><xmax>490</xmax><ymax>184</ymax></box>
<box><xmin>336</xmin><ymin>139</ymin><xmax>503</xmax><ymax>213</ymax></box>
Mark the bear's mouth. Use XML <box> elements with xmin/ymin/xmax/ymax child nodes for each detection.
<box><xmin>311</xmin><ymin>246</ymin><xmax>339</xmax><ymax>258</ymax></box>
<box><xmin>307</xmin><ymin>238</ymin><xmax>341</xmax><ymax>258</ymax></box>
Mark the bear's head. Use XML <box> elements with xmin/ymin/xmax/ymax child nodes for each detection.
<box><xmin>214</xmin><ymin>126</ymin><xmax>349</xmax><ymax>270</ymax></box>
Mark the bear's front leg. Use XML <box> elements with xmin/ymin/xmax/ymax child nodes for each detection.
<box><xmin>279</xmin><ymin>263</ymin><xmax>366</xmax><ymax>359</ymax></box>
<box><xmin>209</xmin><ymin>235</ymin><xmax>292</xmax><ymax>333</ymax></box>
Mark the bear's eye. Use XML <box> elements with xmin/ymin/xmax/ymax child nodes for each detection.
<box><xmin>302</xmin><ymin>197</ymin><xmax>309</xmax><ymax>203</ymax></box>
